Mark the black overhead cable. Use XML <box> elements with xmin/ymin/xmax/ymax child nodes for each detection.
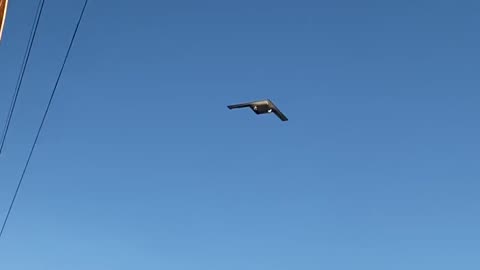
<box><xmin>0</xmin><ymin>0</ymin><xmax>46</xmax><ymax>155</ymax></box>
<box><xmin>0</xmin><ymin>0</ymin><xmax>89</xmax><ymax>241</ymax></box>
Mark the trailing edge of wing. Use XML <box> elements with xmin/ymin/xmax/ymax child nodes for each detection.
<box><xmin>273</xmin><ymin>109</ymin><xmax>288</xmax><ymax>121</ymax></box>
<box><xmin>227</xmin><ymin>103</ymin><xmax>251</xmax><ymax>109</ymax></box>
<box><xmin>268</xmin><ymin>101</ymin><xmax>288</xmax><ymax>121</ymax></box>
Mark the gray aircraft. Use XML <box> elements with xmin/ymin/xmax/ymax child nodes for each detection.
<box><xmin>227</xmin><ymin>99</ymin><xmax>288</xmax><ymax>121</ymax></box>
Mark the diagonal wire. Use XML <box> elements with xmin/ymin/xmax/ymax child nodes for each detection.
<box><xmin>0</xmin><ymin>0</ymin><xmax>89</xmax><ymax>241</ymax></box>
<box><xmin>0</xmin><ymin>0</ymin><xmax>46</xmax><ymax>155</ymax></box>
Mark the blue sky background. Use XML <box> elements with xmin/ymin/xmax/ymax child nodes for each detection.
<box><xmin>0</xmin><ymin>0</ymin><xmax>479</xmax><ymax>269</ymax></box>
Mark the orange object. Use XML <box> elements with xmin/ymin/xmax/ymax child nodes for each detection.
<box><xmin>0</xmin><ymin>0</ymin><xmax>8</xmax><ymax>42</ymax></box>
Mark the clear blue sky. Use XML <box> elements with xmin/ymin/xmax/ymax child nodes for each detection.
<box><xmin>0</xmin><ymin>0</ymin><xmax>479</xmax><ymax>269</ymax></box>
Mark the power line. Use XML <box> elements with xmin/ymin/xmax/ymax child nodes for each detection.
<box><xmin>0</xmin><ymin>0</ymin><xmax>89</xmax><ymax>241</ymax></box>
<box><xmin>0</xmin><ymin>0</ymin><xmax>46</xmax><ymax>155</ymax></box>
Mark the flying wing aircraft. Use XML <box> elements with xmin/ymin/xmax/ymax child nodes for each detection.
<box><xmin>227</xmin><ymin>99</ymin><xmax>288</xmax><ymax>121</ymax></box>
